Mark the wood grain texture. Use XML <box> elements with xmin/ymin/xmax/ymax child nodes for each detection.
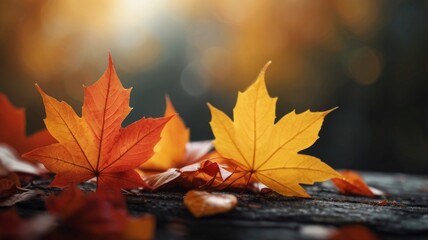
<box><xmin>9</xmin><ymin>172</ymin><xmax>428</xmax><ymax>240</ymax></box>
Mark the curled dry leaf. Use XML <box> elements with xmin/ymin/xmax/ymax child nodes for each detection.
<box><xmin>144</xmin><ymin>159</ymin><xmax>234</xmax><ymax>190</ymax></box>
<box><xmin>0</xmin><ymin>189</ymin><xmax>42</xmax><ymax>207</ymax></box>
<box><xmin>0</xmin><ymin>158</ymin><xmax>43</xmax><ymax>207</ymax></box>
<box><xmin>22</xmin><ymin>54</ymin><xmax>171</xmax><ymax>190</ymax></box>
<box><xmin>208</xmin><ymin>62</ymin><xmax>341</xmax><ymax>197</ymax></box>
<box><xmin>143</xmin><ymin>168</ymin><xmax>182</xmax><ymax>190</ymax></box>
<box><xmin>138</xmin><ymin>96</ymin><xmax>238</xmax><ymax>191</ymax></box>
<box><xmin>331</xmin><ymin>170</ymin><xmax>375</xmax><ymax>198</ymax></box>
<box><xmin>0</xmin><ymin>93</ymin><xmax>55</xmax><ymax>157</ymax></box>
<box><xmin>0</xmin><ymin>144</ymin><xmax>47</xmax><ymax>175</ymax></box>
<box><xmin>180</xmin><ymin>159</ymin><xmax>233</xmax><ymax>188</ymax></box>
<box><xmin>183</xmin><ymin>190</ymin><xmax>237</xmax><ymax>218</ymax></box>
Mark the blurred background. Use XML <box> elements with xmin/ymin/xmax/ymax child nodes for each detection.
<box><xmin>0</xmin><ymin>0</ymin><xmax>427</xmax><ymax>174</ymax></box>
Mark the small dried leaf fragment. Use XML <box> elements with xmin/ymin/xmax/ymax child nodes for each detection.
<box><xmin>0</xmin><ymin>93</ymin><xmax>55</xmax><ymax>156</ymax></box>
<box><xmin>183</xmin><ymin>190</ymin><xmax>237</xmax><ymax>218</ymax></box>
<box><xmin>23</xmin><ymin>54</ymin><xmax>171</xmax><ymax>190</ymax></box>
<box><xmin>208</xmin><ymin>62</ymin><xmax>340</xmax><ymax>197</ymax></box>
<box><xmin>376</xmin><ymin>199</ymin><xmax>388</xmax><ymax>206</ymax></box>
<box><xmin>332</xmin><ymin>170</ymin><xmax>375</xmax><ymax>197</ymax></box>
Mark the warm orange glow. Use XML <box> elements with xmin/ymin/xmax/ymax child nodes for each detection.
<box><xmin>347</xmin><ymin>47</ymin><xmax>383</xmax><ymax>85</ymax></box>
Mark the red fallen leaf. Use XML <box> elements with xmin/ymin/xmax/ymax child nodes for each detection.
<box><xmin>46</xmin><ymin>187</ymin><xmax>155</xmax><ymax>239</ymax></box>
<box><xmin>183</xmin><ymin>190</ymin><xmax>238</xmax><ymax>218</ymax></box>
<box><xmin>0</xmin><ymin>208</ymin><xmax>57</xmax><ymax>239</ymax></box>
<box><xmin>23</xmin><ymin>54</ymin><xmax>171</xmax><ymax>190</ymax></box>
<box><xmin>331</xmin><ymin>170</ymin><xmax>375</xmax><ymax>198</ymax></box>
<box><xmin>0</xmin><ymin>178</ymin><xmax>17</xmax><ymax>199</ymax></box>
<box><xmin>0</xmin><ymin>93</ymin><xmax>55</xmax><ymax>156</ymax></box>
<box><xmin>329</xmin><ymin>225</ymin><xmax>379</xmax><ymax>240</ymax></box>
<box><xmin>0</xmin><ymin>208</ymin><xmax>23</xmax><ymax>239</ymax></box>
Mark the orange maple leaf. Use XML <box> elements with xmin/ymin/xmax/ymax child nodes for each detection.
<box><xmin>22</xmin><ymin>54</ymin><xmax>171</xmax><ymax>190</ymax></box>
<box><xmin>141</xmin><ymin>96</ymin><xmax>215</xmax><ymax>172</ymax></box>
<box><xmin>0</xmin><ymin>93</ymin><xmax>55</xmax><ymax>156</ymax></box>
<box><xmin>141</xmin><ymin>96</ymin><xmax>190</xmax><ymax>171</ymax></box>
<box><xmin>331</xmin><ymin>170</ymin><xmax>375</xmax><ymax>197</ymax></box>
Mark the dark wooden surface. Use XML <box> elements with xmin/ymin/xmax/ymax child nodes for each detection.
<box><xmin>12</xmin><ymin>172</ymin><xmax>428</xmax><ymax>240</ymax></box>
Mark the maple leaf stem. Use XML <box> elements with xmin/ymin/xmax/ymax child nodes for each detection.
<box><xmin>204</xmin><ymin>171</ymin><xmax>218</xmax><ymax>189</ymax></box>
<box><xmin>242</xmin><ymin>172</ymin><xmax>254</xmax><ymax>194</ymax></box>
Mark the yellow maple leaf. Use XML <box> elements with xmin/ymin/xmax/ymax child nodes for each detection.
<box><xmin>141</xmin><ymin>96</ymin><xmax>190</xmax><ymax>171</ymax></box>
<box><xmin>208</xmin><ymin>62</ymin><xmax>341</xmax><ymax>198</ymax></box>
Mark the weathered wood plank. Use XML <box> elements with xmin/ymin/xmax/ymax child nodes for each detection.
<box><xmin>10</xmin><ymin>172</ymin><xmax>428</xmax><ymax>239</ymax></box>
